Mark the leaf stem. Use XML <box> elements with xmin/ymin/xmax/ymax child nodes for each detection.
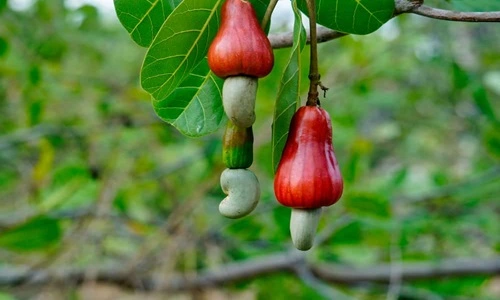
<box><xmin>261</xmin><ymin>0</ymin><xmax>279</xmax><ymax>30</ymax></box>
<box><xmin>305</xmin><ymin>0</ymin><xmax>320</xmax><ymax>107</ymax></box>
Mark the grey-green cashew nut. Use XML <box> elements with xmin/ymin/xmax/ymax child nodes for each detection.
<box><xmin>222</xmin><ymin>76</ymin><xmax>258</xmax><ymax>128</ymax></box>
<box><xmin>219</xmin><ymin>168</ymin><xmax>260</xmax><ymax>219</ymax></box>
<box><xmin>290</xmin><ymin>208</ymin><xmax>322</xmax><ymax>251</ymax></box>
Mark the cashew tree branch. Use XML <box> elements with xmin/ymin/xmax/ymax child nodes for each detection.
<box><xmin>2</xmin><ymin>254</ymin><xmax>499</xmax><ymax>292</ymax></box>
<box><xmin>412</xmin><ymin>5</ymin><xmax>500</xmax><ymax>22</ymax></box>
<box><xmin>268</xmin><ymin>0</ymin><xmax>500</xmax><ymax>49</ymax></box>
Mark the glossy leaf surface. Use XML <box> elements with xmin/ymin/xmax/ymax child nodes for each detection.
<box><xmin>298</xmin><ymin>0</ymin><xmax>395</xmax><ymax>35</ymax></box>
<box><xmin>114</xmin><ymin>0</ymin><xmax>183</xmax><ymax>47</ymax></box>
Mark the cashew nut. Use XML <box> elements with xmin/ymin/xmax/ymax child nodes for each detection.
<box><xmin>219</xmin><ymin>168</ymin><xmax>260</xmax><ymax>219</ymax></box>
<box><xmin>222</xmin><ymin>76</ymin><xmax>258</xmax><ymax>128</ymax></box>
<box><xmin>290</xmin><ymin>208</ymin><xmax>322</xmax><ymax>251</ymax></box>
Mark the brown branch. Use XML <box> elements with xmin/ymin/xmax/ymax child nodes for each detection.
<box><xmin>413</xmin><ymin>5</ymin><xmax>500</xmax><ymax>22</ymax></box>
<box><xmin>267</xmin><ymin>0</ymin><xmax>500</xmax><ymax>49</ymax></box>
<box><xmin>268</xmin><ymin>27</ymin><xmax>345</xmax><ymax>49</ymax></box>
<box><xmin>2</xmin><ymin>254</ymin><xmax>499</xmax><ymax>291</ymax></box>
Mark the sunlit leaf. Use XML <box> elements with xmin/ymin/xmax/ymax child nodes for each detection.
<box><xmin>0</xmin><ymin>217</ymin><xmax>61</xmax><ymax>251</ymax></box>
<box><xmin>298</xmin><ymin>0</ymin><xmax>395</xmax><ymax>35</ymax></box>
<box><xmin>113</xmin><ymin>0</ymin><xmax>183</xmax><ymax>47</ymax></box>
<box><xmin>272</xmin><ymin>0</ymin><xmax>306</xmax><ymax>172</ymax></box>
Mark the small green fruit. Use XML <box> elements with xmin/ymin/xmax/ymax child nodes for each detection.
<box><xmin>222</xmin><ymin>120</ymin><xmax>253</xmax><ymax>169</ymax></box>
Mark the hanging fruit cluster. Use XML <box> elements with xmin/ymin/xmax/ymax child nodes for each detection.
<box><xmin>208</xmin><ymin>0</ymin><xmax>273</xmax><ymax>218</ymax></box>
<box><xmin>208</xmin><ymin>0</ymin><xmax>343</xmax><ymax>250</ymax></box>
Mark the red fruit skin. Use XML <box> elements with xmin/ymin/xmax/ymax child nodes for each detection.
<box><xmin>207</xmin><ymin>0</ymin><xmax>274</xmax><ymax>78</ymax></box>
<box><xmin>274</xmin><ymin>106</ymin><xmax>344</xmax><ymax>209</ymax></box>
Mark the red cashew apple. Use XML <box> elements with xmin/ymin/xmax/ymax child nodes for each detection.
<box><xmin>274</xmin><ymin>105</ymin><xmax>343</xmax><ymax>250</ymax></box>
<box><xmin>207</xmin><ymin>0</ymin><xmax>274</xmax><ymax>79</ymax></box>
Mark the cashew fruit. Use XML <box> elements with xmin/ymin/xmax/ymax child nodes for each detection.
<box><xmin>219</xmin><ymin>168</ymin><xmax>260</xmax><ymax>219</ymax></box>
<box><xmin>222</xmin><ymin>120</ymin><xmax>253</xmax><ymax>169</ymax></box>
<box><xmin>207</xmin><ymin>0</ymin><xmax>274</xmax><ymax>79</ymax></box>
<box><xmin>290</xmin><ymin>208</ymin><xmax>322</xmax><ymax>251</ymax></box>
<box><xmin>222</xmin><ymin>76</ymin><xmax>258</xmax><ymax>128</ymax></box>
<box><xmin>274</xmin><ymin>105</ymin><xmax>343</xmax><ymax>209</ymax></box>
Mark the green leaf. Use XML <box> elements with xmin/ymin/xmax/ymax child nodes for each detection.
<box><xmin>298</xmin><ymin>0</ymin><xmax>395</xmax><ymax>35</ymax></box>
<box><xmin>272</xmin><ymin>0</ymin><xmax>306</xmax><ymax>172</ymax></box>
<box><xmin>113</xmin><ymin>0</ymin><xmax>183</xmax><ymax>47</ymax></box>
<box><xmin>152</xmin><ymin>59</ymin><xmax>225</xmax><ymax>136</ymax></box>
<box><xmin>141</xmin><ymin>0</ymin><xmax>223</xmax><ymax>103</ymax></box>
<box><xmin>0</xmin><ymin>217</ymin><xmax>62</xmax><ymax>251</ymax></box>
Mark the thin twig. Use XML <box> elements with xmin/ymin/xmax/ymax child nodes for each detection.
<box><xmin>413</xmin><ymin>5</ymin><xmax>500</xmax><ymax>22</ymax></box>
<box><xmin>305</xmin><ymin>0</ymin><xmax>320</xmax><ymax>106</ymax></box>
<box><xmin>261</xmin><ymin>0</ymin><xmax>279</xmax><ymax>30</ymax></box>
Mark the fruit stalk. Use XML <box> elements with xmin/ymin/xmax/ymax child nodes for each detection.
<box><xmin>305</xmin><ymin>0</ymin><xmax>320</xmax><ymax>107</ymax></box>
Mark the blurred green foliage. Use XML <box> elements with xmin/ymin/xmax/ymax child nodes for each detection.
<box><xmin>0</xmin><ymin>0</ymin><xmax>499</xmax><ymax>299</ymax></box>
